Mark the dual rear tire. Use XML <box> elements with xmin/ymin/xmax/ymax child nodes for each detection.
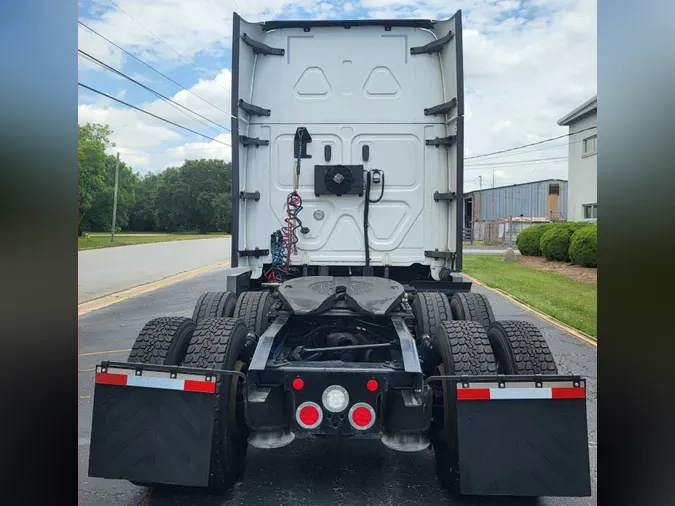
<box><xmin>127</xmin><ymin>289</ymin><xmax>273</xmax><ymax>491</ymax></box>
<box><xmin>422</xmin><ymin>293</ymin><xmax>559</xmax><ymax>493</ymax></box>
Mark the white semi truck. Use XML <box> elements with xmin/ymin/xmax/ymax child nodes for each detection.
<box><xmin>88</xmin><ymin>11</ymin><xmax>591</xmax><ymax>498</ymax></box>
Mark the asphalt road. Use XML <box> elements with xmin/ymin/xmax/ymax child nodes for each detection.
<box><xmin>78</xmin><ymin>237</ymin><xmax>231</xmax><ymax>303</ymax></box>
<box><xmin>78</xmin><ymin>268</ymin><xmax>597</xmax><ymax>506</ymax></box>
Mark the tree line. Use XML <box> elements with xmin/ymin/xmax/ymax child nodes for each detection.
<box><xmin>78</xmin><ymin>123</ymin><xmax>233</xmax><ymax>236</ymax></box>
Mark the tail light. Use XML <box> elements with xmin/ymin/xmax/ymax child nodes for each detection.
<box><xmin>348</xmin><ymin>402</ymin><xmax>376</xmax><ymax>430</ymax></box>
<box><xmin>296</xmin><ymin>401</ymin><xmax>323</xmax><ymax>429</ymax></box>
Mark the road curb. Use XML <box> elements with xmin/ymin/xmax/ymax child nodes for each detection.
<box><xmin>78</xmin><ymin>260</ymin><xmax>231</xmax><ymax>316</ymax></box>
<box><xmin>463</xmin><ymin>273</ymin><xmax>597</xmax><ymax>348</ymax></box>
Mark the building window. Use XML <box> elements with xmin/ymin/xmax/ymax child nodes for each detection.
<box><xmin>582</xmin><ymin>135</ymin><xmax>597</xmax><ymax>156</ymax></box>
<box><xmin>583</xmin><ymin>203</ymin><xmax>597</xmax><ymax>219</ymax></box>
<box><xmin>548</xmin><ymin>183</ymin><xmax>560</xmax><ymax>195</ymax></box>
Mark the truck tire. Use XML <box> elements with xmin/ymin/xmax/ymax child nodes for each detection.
<box><xmin>192</xmin><ymin>291</ymin><xmax>238</xmax><ymax>323</ymax></box>
<box><xmin>127</xmin><ymin>317</ymin><xmax>196</xmax><ymax>365</ymax></box>
<box><xmin>486</xmin><ymin>320</ymin><xmax>558</xmax><ymax>374</ymax></box>
<box><xmin>182</xmin><ymin>317</ymin><xmax>250</xmax><ymax>490</ymax></box>
<box><xmin>431</xmin><ymin>320</ymin><xmax>497</xmax><ymax>493</ymax></box>
<box><xmin>233</xmin><ymin>291</ymin><xmax>275</xmax><ymax>336</ymax></box>
<box><xmin>412</xmin><ymin>292</ymin><xmax>452</xmax><ymax>340</ymax></box>
<box><xmin>449</xmin><ymin>292</ymin><xmax>495</xmax><ymax>329</ymax></box>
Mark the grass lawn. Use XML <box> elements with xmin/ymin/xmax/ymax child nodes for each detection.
<box><xmin>78</xmin><ymin>232</ymin><xmax>229</xmax><ymax>250</ymax></box>
<box><xmin>463</xmin><ymin>254</ymin><xmax>597</xmax><ymax>338</ymax></box>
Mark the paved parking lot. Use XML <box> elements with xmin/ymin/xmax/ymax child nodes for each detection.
<box><xmin>78</xmin><ymin>268</ymin><xmax>596</xmax><ymax>505</ymax></box>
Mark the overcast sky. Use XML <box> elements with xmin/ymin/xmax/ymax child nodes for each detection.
<box><xmin>78</xmin><ymin>0</ymin><xmax>596</xmax><ymax>192</ymax></box>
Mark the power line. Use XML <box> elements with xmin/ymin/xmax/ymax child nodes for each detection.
<box><xmin>466</xmin><ymin>156</ymin><xmax>568</xmax><ymax>168</ymax></box>
<box><xmin>79</xmin><ymin>82</ymin><xmax>231</xmax><ymax>147</ymax></box>
<box><xmin>78</xmin><ymin>49</ymin><xmax>229</xmax><ymax>136</ymax></box>
<box><xmin>78</xmin><ymin>21</ymin><xmax>243</xmax><ymax>123</ymax></box>
<box><xmin>465</xmin><ymin>126</ymin><xmax>597</xmax><ymax>160</ymax></box>
<box><xmin>465</xmin><ymin>158</ymin><xmax>568</xmax><ymax>170</ymax></box>
<box><xmin>103</xmin><ymin>0</ymin><xmax>234</xmax><ymax>96</ymax></box>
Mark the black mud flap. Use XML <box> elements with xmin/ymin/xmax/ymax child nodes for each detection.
<box><xmin>87</xmin><ymin>362</ymin><xmax>235</xmax><ymax>488</ymax></box>
<box><xmin>436</xmin><ymin>375</ymin><xmax>591</xmax><ymax>497</ymax></box>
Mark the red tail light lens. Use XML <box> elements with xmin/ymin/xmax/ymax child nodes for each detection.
<box><xmin>292</xmin><ymin>378</ymin><xmax>304</xmax><ymax>390</ymax></box>
<box><xmin>296</xmin><ymin>402</ymin><xmax>322</xmax><ymax>429</ymax></box>
<box><xmin>348</xmin><ymin>402</ymin><xmax>376</xmax><ymax>430</ymax></box>
<box><xmin>366</xmin><ymin>379</ymin><xmax>378</xmax><ymax>391</ymax></box>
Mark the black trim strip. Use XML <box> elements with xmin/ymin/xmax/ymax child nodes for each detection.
<box><xmin>240</xmin><ymin>135</ymin><xmax>269</xmax><ymax>147</ymax></box>
<box><xmin>424</xmin><ymin>250</ymin><xmax>456</xmax><ymax>260</ymax></box>
<box><xmin>434</xmin><ymin>191</ymin><xmax>456</xmax><ymax>201</ymax></box>
<box><xmin>230</xmin><ymin>14</ymin><xmax>241</xmax><ymax>266</ymax></box>
<box><xmin>241</xmin><ymin>33</ymin><xmax>284</xmax><ymax>55</ymax></box>
<box><xmin>239</xmin><ymin>99</ymin><xmax>270</xmax><ymax>116</ymax></box>
<box><xmin>410</xmin><ymin>30</ymin><xmax>454</xmax><ymax>55</ymax></box>
<box><xmin>426</xmin><ymin>135</ymin><xmax>456</xmax><ymax>147</ymax></box>
<box><xmin>455</xmin><ymin>10</ymin><xmax>465</xmax><ymax>270</ymax></box>
<box><xmin>239</xmin><ymin>191</ymin><xmax>260</xmax><ymax>201</ymax></box>
<box><xmin>261</xmin><ymin>19</ymin><xmax>435</xmax><ymax>31</ymax></box>
<box><xmin>239</xmin><ymin>248</ymin><xmax>270</xmax><ymax>258</ymax></box>
<box><xmin>424</xmin><ymin>97</ymin><xmax>457</xmax><ymax>116</ymax></box>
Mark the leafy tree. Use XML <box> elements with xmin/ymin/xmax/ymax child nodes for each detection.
<box><xmin>78</xmin><ymin>122</ymin><xmax>233</xmax><ymax>235</ymax></box>
<box><xmin>78</xmin><ymin>124</ymin><xmax>111</xmax><ymax>235</ymax></box>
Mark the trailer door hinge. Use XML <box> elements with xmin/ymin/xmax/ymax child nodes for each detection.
<box><xmin>239</xmin><ymin>191</ymin><xmax>261</xmax><ymax>201</ymax></box>
<box><xmin>424</xmin><ymin>98</ymin><xmax>457</xmax><ymax>116</ymax></box>
<box><xmin>426</xmin><ymin>135</ymin><xmax>456</xmax><ymax>147</ymax></box>
<box><xmin>239</xmin><ymin>248</ymin><xmax>269</xmax><ymax>258</ymax></box>
<box><xmin>241</xmin><ymin>33</ymin><xmax>285</xmax><ymax>56</ymax></box>
<box><xmin>410</xmin><ymin>30</ymin><xmax>454</xmax><ymax>55</ymax></box>
<box><xmin>240</xmin><ymin>135</ymin><xmax>269</xmax><ymax>148</ymax></box>
<box><xmin>433</xmin><ymin>191</ymin><xmax>456</xmax><ymax>201</ymax></box>
<box><xmin>239</xmin><ymin>99</ymin><xmax>271</xmax><ymax>117</ymax></box>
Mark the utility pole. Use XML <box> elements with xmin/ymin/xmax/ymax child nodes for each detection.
<box><xmin>509</xmin><ymin>215</ymin><xmax>513</xmax><ymax>246</ymax></box>
<box><xmin>111</xmin><ymin>152</ymin><xmax>119</xmax><ymax>242</ymax></box>
<box><xmin>479</xmin><ymin>175</ymin><xmax>482</xmax><ymax>190</ymax></box>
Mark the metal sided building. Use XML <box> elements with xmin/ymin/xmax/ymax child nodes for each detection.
<box><xmin>463</xmin><ymin>179</ymin><xmax>568</xmax><ymax>227</ymax></box>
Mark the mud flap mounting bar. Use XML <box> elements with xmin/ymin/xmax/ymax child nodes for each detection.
<box><xmin>410</xmin><ymin>30</ymin><xmax>454</xmax><ymax>55</ymax></box>
<box><xmin>239</xmin><ymin>99</ymin><xmax>271</xmax><ymax>117</ymax></box>
<box><xmin>424</xmin><ymin>98</ymin><xmax>457</xmax><ymax>116</ymax></box>
<box><xmin>241</xmin><ymin>33</ymin><xmax>285</xmax><ymax>55</ymax></box>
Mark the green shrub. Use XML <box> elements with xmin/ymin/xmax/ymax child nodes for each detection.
<box><xmin>516</xmin><ymin>223</ymin><xmax>558</xmax><ymax>256</ymax></box>
<box><xmin>569</xmin><ymin>225</ymin><xmax>597</xmax><ymax>267</ymax></box>
<box><xmin>540</xmin><ymin>223</ymin><xmax>579</xmax><ymax>261</ymax></box>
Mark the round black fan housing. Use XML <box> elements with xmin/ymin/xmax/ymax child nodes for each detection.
<box><xmin>324</xmin><ymin>165</ymin><xmax>354</xmax><ymax>195</ymax></box>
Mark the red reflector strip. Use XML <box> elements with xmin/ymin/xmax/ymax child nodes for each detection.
<box><xmin>551</xmin><ymin>387</ymin><xmax>585</xmax><ymax>399</ymax></box>
<box><xmin>456</xmin><ymin>388</ymin><xmax>490</xmax><ymax>400</ymax></box>
<box><xmin>95</xmin><ymin>372</ymin><xmax>128</xmax><ymax>386</ymax></box>
<box><xmin>457</xmin><ymin>386</ymin><xmax>585</xmax><ymax>400</ymax></box>
<box><xmin>184</xmin><ymin>379</ymin><xmax>216</xmax><ymax>394</ymax></box>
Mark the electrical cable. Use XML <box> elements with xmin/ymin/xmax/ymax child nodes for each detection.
<box><xmin>363</xmin><ymin>169</ymin><xmax>384</xmax><ymax>268</ymax></box>
<box><xmin>78</xmin><ymin>82</ymin><xmax>231</xmax><ymax>146</ymax></box>
<box><xmin>78</xmin><ymin>49</ymin><xmax>230</xmax><ymax>135</ymax></box>
<box><xmin>103</xmin><ymin>0</ymin><xmax>235</xmax><ymax>98</ymax></box>
<box><xmin>77</xmin><ymin>21</ymin><xmax>243</xmax><ymax>123</ymax></box>
<box><xmin>464</xmin><ymin>126</ymin><xmax>597</xmax><ymax>160</ymax></box>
